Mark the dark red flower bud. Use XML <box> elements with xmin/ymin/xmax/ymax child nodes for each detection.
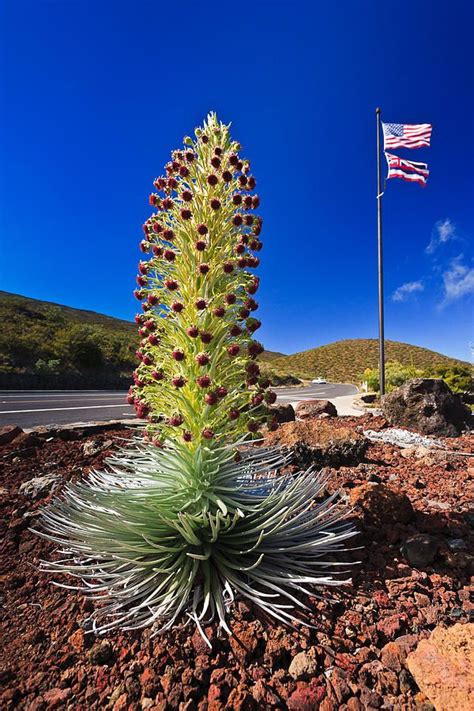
<box><xmin>265</xmin><ymin>391</ymin><xmax>277</xmax><ymax>405</ymax></box>
<box><xmin>152</xmin><ymin>369</ymin><xmax>164</xmax><ymax>381</ymax></box>
<box><xmin>247</xmin><ymin>419</ymin><xmax>259</xmax><ymax>433</ymax></box>
<box><xmin>147</xmin><ymin>294</ymin><xmax>158</xmax><ymax>305</ymax></box>
<box><xmin>179</xmin><ymin>165</ymin><xmax>189</xmax><ymax>177</ymax></box>
<box><xmin>148</xmin><ymin>334</ymin><xmax>159</xmax><ymax>345</ymax></box>
<box><xmin>248</xmin><ymin>341</ymin><xmax>264</xmax><ymax>357</ymax></box>
<box><xmin>183</xmin><ymin>431</ymin><xmax>193</xmax><ymax>442</ymax></box>
<box><xmin>237</xmin><ymin>257</ymin><xmax>248</xmax><ymax>269</ymax></box>
<box><xmin>268</xmin><ymin>419</ymin><xmax>278</xmax><ymax>432</ymax></box>
<box><xmin>135</xmin><ymin>314</ymin><xmax>145</xmax><ymax>324</ymax></box>
<box><xmin>134</xmin><ymin>290</ymin><xmax>144</xmax><ymax>301</ymax></box>
<box><xmin>216</xmin><ymin>386</ymin><xmax>228</xmax><ymax>399</ymax></box>
<box><xmin>187</xmin><ymin>325</ymin><xmax>199</xmax><ymax>338</ymax></box>
<box><xmin>195</xmin><ymin>353</ymin><xmax>210</xmax><ymax>366</ymax></box>
<box><xmin>163</xmin><ymin>229</ymin><xmax>175</xmax><ymax>241</ymax></box>
<box><xmin>202</xmin><ymin>428</ymin><xmax>214</xmax><ymax>439</ymax></box>
<box><xmin>246</xmin><ymin>278</ymin><xmax>259</xmax><ymax>294</ymax></box>
<box><xmin>136</xmin><ymin>275</ymin><xmax>147</xmax><ymax>287</ymax></box>
<box><xmin>197</xmin><ymin>375</ymin><xmax>211</xmax><ymax>388</ymax></box>
<box><xmin>172</xmin><ymin>301</ymin><xmax>184</xmax><ymax>313</ymax></box>
<box><xmin>211</xmin><ymin>156</ymin><xmax>221</xmax><ymax>168</ymax></box>
<box><xmin>153</xmin><ymin>222</ymin><xmax>163</xmax><ymax>234</ymax></box>
<box><xmin>167</xmin><ymin>177</ymin><xmax>178</xmax><ymax>190</ymax></box>
<box><xmin>164</xmin><ymin>249</ymin><xmax>176</xmax><ymax>262</ymax></box>
<box><xmin>232</xmin><ymin>214</ymin><xmax>243</xmax><ymax>227</ymax></box>
<box><xmin>200</xmin><ymin>331</ymin><xmax>213</xmax><ymax>344</ymax></box>
<box><xmin>153</xmin><ymin>245</ymin><xmax>164</xmax><ymax>257</ymax></box>
<box><xmin>185</xmin><ymin>151</ymin><xmax>195</xmax><ymax>162</ymax></box>
<box><xmin>228</xmin><ymin>409</ymin><xmax>240</xmax><ymax>420</ymax></box>
<box><xmin>229</xmin><ymin>154</ymin><xmax>239</xmax><ymax>166</ymax></box>
<box><xmin>144</xmin><ymin>319</ymin><xmax>155</xmax><ymax>330</ymax></box>
<box><xmin>172</xmin><ymin>375</ymin><xmax>186</xmax><ymax>388</ymax></box>
<box><xmin>244</xmin><ymin>214</ymin><xmax>254</xmax><ymax>226</ymax></box>
<box><xmin>149</xmin><ymin>193</ymin><xmax>159</xmax><ymax>206</ymax></box>
<box><xmin>222</xmin><ymin>262</ymin><xmax>234</xmax><ymax>274</ymax></box>
<box><xmin>244</xmin><ymin>195</ymin><xmax>253</xmax><ymax>209</ymax></box>
<box><xmin>212</xmin><ymin>306</ymin><xmax>226</xmax><ymax>317</ymax></box>
<box><xmin>205</xmin><ymin>391</ymin><xmax>218</xmax><ymax>406</ymax></box>
<box><xmin>238</xmin><ymin>175</ymin><xmax>247</xmax><ymax>187</ymax></box>
<box><xmin>245</xmin><ymin>298</ymin><xmax>258</xmax><ymax>311</ymax></box>
<box><xmin>214</xmin><ymin>147</ymin><xmax>222</xmax><ymax>156</ymax></box>
<box><xmin>197</xmin><ymin>223</ymin><xmax>208</xmax><ymax>235</ymax></box>
<box><xmin>251</xmin><ymin>393</ymin><xmax>264</xmax><ymax>407</ymax></box>
<box><xmin>247</xmin><ymin>256</ymin><xmax>260</xmax><ymax>268</ymax></box>
<box><xmin>232</xmin><ymin>193</ymin><xmax>242</xmax><ymax>206</ymax></box>
<box><xmin>171</xmin><ymin>161</ymin><xmax>180</xmax><ymax>171</ymax></box>
<box><xmin>165</xmin><ymin>279</ymin><xmax>179</xmax><ymax>291</ymax></box>
<box><xmin>142</xmin><ymin>355</ymin><xmax>153</xmax><ymax>366</ymax></box>
<box><xmin>207</xmin><ymin>174</ymin><xmax>218</xmax><ymax>186</ymax></box>
<box><xmin>154</xmin><ymin>177</ymin><xmax>166</xmax><ymax>189</ymax></box>
<box><xmin>172</xmin><ymin>349</ymin><xmax>185</xmax><ymax>361</ymax></box>
<box><xmin>246</xmin><ymin>361</ymin><xmax>260</xmax><ymax>375</ymax></box>
<box><xmin>127</xmin><ymin>393</ymin><xmax>135</xmax><ymax>405</ymax></box>
<box><xmin>210</xmin><ymin>198</ymin><xmax>221</xmax><ymax>210</ymax></box>
<box><xmin>259</xmin><ymin>377</ymin><xmax>271</xmax><ymax>389</ymax></box>
<box><xmin>247</xmin><ymin>176</ymin><xmax>256</xmax><ymax>189</ymax></box>
<box><xmin>195</xmin><ymin>240</ymin><xmax>207</xmax><ymax>252</ymax></box>
<box><xmin>169</xmin><ymin>414</ymin><xmax>184</xmax><ymax>427</ymax></box>
<box><xmin>138</xmin><ymin>261</ymin><xmax>149</xmax><ymax>275</ymax></box>
<box><xmin>246</xmin><ymin>318</ymin><xmax>261</xmax><ymax>332</ymax></box>
<box><xmin>181</xmin><ymin>208</ymin><xmax>192</xmax><ymax>220</ymax></box>
<box><xmin>222</xmin><ymin>170</ymin><xmax>233</xmax><ymax>182</ymax></box>
<box><xmin>227</xmin><ymin>344</ymin><xmax>240</xmax><ymax>357</ymax></box>
<box><xmin>162</xmin><ymin>197</ymin><xmax>174</xmax><ymax>210</ymax></box>
<box><xmin>139</xmin><ymin>241</ymin><xmax>150</xmax><ymax>253</ymax></box>
<box><xmin>181</xmin><ymin>190</ymin><xmax>193</xmax><ymax>202</ymax></box>
<box><xmin>230</xmin><ymin>325</ymin><xmax>242</xmax><ymax>337</ymax></box>
<box><xmin>198</xmin><ymin>263</ymin><xmax>210</xmax><ymax>275</ymax></box>
<box><xmin>225</xmin><ymin>293</ymin><xmax>236</xmax><ymax>305</ymax></box>
<box><xmin>235</xmin><ymin>243</ymin><xmax>245</xmax><ymax>255</ymax></box>
<box><xmin>135</xmin><ymin>403</ymin><xmax>150</xmax><ymax>418</ymax></box>
<box><xmin>201</xmin><ymin>135</ymin><xmax>209</xmax><ymax>144</ymax></box>
<box><xmin>195</xmin><ymin>298</ymin><xmax>207</xmax><ymax>310</ymax></box>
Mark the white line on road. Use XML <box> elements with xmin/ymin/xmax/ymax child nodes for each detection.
<box><xmin>0</xmin><ymin>404</ymin><xmax>130</xmax><ymax>415</ymax></box>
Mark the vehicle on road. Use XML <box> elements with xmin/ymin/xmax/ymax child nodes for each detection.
<box><xmin>312</xmin><ymin>377</ymin><xmax>327</xmax><ymax>384</ymax></box>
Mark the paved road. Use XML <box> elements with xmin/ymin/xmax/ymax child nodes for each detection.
<box><xmin>0</xmin><ymin>383</ymin><xmax>358</xmax><ymax>429</ymax></box>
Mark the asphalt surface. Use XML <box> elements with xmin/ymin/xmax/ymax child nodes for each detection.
<box><xmin>0</xmin><ymin>383</ymin><xmax>358</xmax><ymax>429</ymax></box>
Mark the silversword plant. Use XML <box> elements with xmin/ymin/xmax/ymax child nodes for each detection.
<box><xmin>37</xmin><ymin>114</ymin><xmax>356</xmax><ymax>639</ymax></box>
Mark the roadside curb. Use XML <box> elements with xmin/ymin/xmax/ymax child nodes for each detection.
<box><xmin>23</xmin><ymin>418</ymin><xmax>143</xmax><ymax>438</ymax></box>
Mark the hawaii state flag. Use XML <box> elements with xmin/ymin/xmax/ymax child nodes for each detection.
<box><xmin>385</xmin><ymin>152</ymin><xmax>429</xmax><ymax>187</ymax></box>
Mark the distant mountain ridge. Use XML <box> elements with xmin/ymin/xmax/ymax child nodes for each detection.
<box><xmin>265</xmin><ymin>339</ymin><xmax>470</xmax><ymax>384</ymax></box>
<box><xmin>0</xmin><ymin>291</ymin><xmax>468</xmax><ymax>388</ymax></box>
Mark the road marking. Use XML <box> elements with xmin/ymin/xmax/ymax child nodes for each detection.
<box><xmin>0</xmin><ymin>404</ymin><xmax>130</xmax><ymax>415</ymax></box>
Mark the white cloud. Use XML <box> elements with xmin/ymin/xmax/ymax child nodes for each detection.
<box><xmin>392</xmin><ymin>280</ymin><xmax>424</xmax><ymax>302</ymax></box>
<box><xmin>442</xmin><ymin>255</ymin><xmax>474</xmax><ymax>302</ymax></box>
<box><xmin>426</xmin><ymin>218</ymin><xmax>457</xmax><ymax>254</ymax></box>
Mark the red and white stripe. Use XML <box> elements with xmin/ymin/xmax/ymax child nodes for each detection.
<box><xmin>385</xmin><ymin>152</ymin><xmax>429</xmax><ymax>187</ymax></box>
<box><xmin>383</xmin><ymin>123</ymin><xmax>432</xmax><ymax>149</ymax></box>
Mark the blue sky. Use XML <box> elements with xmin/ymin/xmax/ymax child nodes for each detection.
<box><xmin>1</xmin><ymin>0</ymin><xmax>473</xmax><ymax>360</ymax></box>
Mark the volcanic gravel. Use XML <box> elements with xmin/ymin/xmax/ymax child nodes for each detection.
<box><xmin>0</xmin><ymin>416</ymin><xmax>473</xmax><ymax>710</ymax></box>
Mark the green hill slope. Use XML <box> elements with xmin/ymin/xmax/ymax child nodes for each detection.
<box><xmin>269</xmin><ymin>339</ymin><xmax>470</xmax><ymax>384</ymax></box>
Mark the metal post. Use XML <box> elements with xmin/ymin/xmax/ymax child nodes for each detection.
<box><xmin>376</xmin><ymin>107</ymin><xmax>385</xmax><ymax>396</ymax></box>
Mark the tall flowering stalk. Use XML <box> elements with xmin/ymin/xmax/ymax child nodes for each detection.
<box><xmin>36</xmin><ymin>114</ymin><xmax>356</xmax><ymax>637</ymax></box>
<box><xmin>130</xmin><ymin>113</ymin><xmax>273</xmax><ymax>446</ymax></box>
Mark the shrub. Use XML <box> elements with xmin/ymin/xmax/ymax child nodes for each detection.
<box><xmin>363</xmin><ymin>360</ymin><xmax>473</xmax><ymax>394</ymax></box>
<box><xmin>36</xmin><ymin>113</ymin><xmax>355</xmax><ymax>637</ymax></box>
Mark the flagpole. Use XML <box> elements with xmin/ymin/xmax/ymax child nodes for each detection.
<box><xmin>376</xmin><ymin>107</ymin><xmax>386</xmax><ymax>396</ymax></box>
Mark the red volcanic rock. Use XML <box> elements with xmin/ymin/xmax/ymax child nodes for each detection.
<box><xmin>349</xmin><ymin>482</ymin><xmax>414</xmax><ymax>525</ymax></box>
<box><xmin>295</xmin><ymin>399</ymin><xmax>337</xmax><ymax>419</ymax></box>
<box><xmin>407</xmin><ymin>623</ymin><xmax>474</xmax><ymax>710</ymax></box>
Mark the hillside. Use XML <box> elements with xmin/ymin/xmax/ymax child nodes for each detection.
<box><xmin>269</xmin><ymin>339</ymin><xmax>470</xmax><ymax>384</ymax></box>
<box><xmin>0</xmin><ymin>291</ymin><xmax>137</xmax><ymax>388</ymax></box>
<box><xmin>0</xmin><ymin>292</ymin><xmax>469</xmax><ymax>389</ymax></box>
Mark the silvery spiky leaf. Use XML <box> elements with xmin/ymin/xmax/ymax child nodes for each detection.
<box><xmin>34</xmin><ymin>439</ymin><xmax>357</xmax><ymax>639</ymax></box>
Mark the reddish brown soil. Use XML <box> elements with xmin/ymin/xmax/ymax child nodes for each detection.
<box><xmin>0</xmin><ymin>417</ymin><xmax>472</xmax><ymax>710</ymax></box>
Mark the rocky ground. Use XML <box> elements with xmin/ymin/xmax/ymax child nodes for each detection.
<box><xmin>0</xmin><ymin>415</ymin><xmax>473</xmax><ymax>710</ymax></box>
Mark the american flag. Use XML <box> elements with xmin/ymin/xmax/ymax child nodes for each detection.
<box><xmin>385</xmin><ymin>152</ymin><xmax>429</xmax><ymax>187</ymax></box>
<box><xmin>382</xmin><ymin>122</ymin><xmax>432</xmax><ymax>149</ymax></box>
